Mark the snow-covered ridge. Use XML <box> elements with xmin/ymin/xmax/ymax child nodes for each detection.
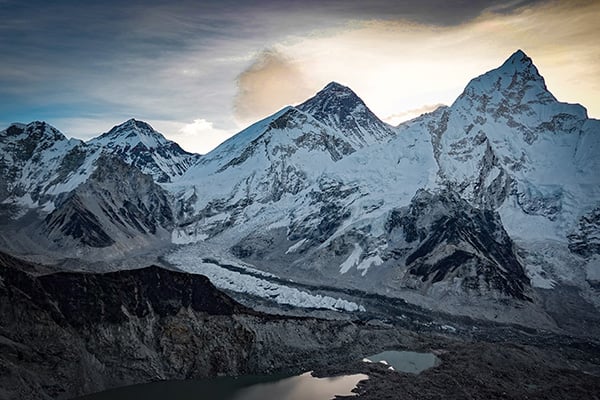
<box><xmin>1</xmin><ymin>50</ymin><xmax>599</xmax><ymax>315</ymax></box>
<box><xmin>0</xmin><ymin>118</ymin><xmax>200</xmax><ymax>213</ymax></box>
<box><xmin>0</xmin><ymin>121</ymin><xmax>88</xmax><ymax>210</ymax></box>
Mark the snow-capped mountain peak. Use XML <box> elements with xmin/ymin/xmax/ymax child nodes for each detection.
<box><xmin>298</xmin><ymin>81</ymin><xmax>371</xmax><ymax>119</ymax></box>
<box><xmin>89</xmin><ymin>119</ymin><xmax>200</xmax><ymax>183</ymax></box>
<box><xmin>0</xmin><ymin>121</ymin><xmax>86</xmax><ymax>209</ymax></box>
<box><xmin>500</xmin><ymin>49</ymin><xmax>536</xmax><ymax>73</ymax></box>
<box><xmin>297</xmin><ymin>82</ymin><xmax>396</xmax><ymax>148</ymax></box>
<box><xmin>1</xmin><ymin>121</ymin><xmax>67</xmax><ymax>144</ymax></box>
<box><xmin>455</xmin><ymin>49</ymin><xmax>562</xmax><ymax>111</ymax></box>
<box><xmin>94</xmin><ymin>118</ymin><xmax>168</xmax><ymax>149</ymax></box>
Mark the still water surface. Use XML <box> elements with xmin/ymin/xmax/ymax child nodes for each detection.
<box><xmin>364</xmin><ymin>350</ymin><xmax>439</xmax><ymax>374</ymax></box>
<box><xmin>76</xmin><ymin>371</ymin><xmax>368</xmax><ymax>400</ymax></box>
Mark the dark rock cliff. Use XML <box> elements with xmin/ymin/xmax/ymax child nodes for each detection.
<box><xmin>0</xmin><ymin>252</ymin><xmax>406</xmax><ymax>400</ymax></box>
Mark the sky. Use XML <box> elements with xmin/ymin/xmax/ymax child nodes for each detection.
<box><xmin>1</xmin><ymin>0</ymin><xmax>599</xmax><ymax>154</ymax></box>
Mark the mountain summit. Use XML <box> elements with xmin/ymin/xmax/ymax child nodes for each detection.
<box><xmin>455</xmin><ymin>49</ymin><xmax>565</xmax><ymax>112</ymax></box>
<box><xmin>297</xmin><ymin>81</ymin><xmax>396</xmax><ymax>147</ymax></box>
<box><xmin>298</xmin><ymin>81</ymin><xmax>362</xmax><ymax>115</ymax></box>
<box><xmin>96</xmin><ymin>118</ymin><xmax>166</xmax><ymax>149</ymax></box>
<box><xmin>89</xmin><ymin>119</ymin><xmax>200</xmax><ymax>182</ymax></box>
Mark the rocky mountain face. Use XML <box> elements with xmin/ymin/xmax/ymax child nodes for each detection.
<box><xmin>296</xmin><ymin>82</ymin><xmax>397</xmax><ymax>148</ymax></box>
<box><xmin>0</xmin><ymin>121</ymin><xmax>84</xmax><ymax>208</ymax></box>
<box><xmin>44</xmin><ymin>155</ymin><xmax>174</xmax><ymax>250</ymax></box>
<box><xmin>0</xmin><ymin>251</ymin><xmax>407</xmax><ymax>400</ymax></box>
<box><xmin>385</xmin><ymin>190</ymin><xmax>530</xmax><ymax>301</ymax></box>
<box><xmin>1</xmin><ymin>50</ymin><xmax>599</xmax><ymax>320</ymax></box>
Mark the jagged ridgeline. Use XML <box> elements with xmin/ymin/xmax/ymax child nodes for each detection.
<box><xmin>1</xmin><ymin>50</ymin><xmax>599</xmax><ymax>312</ymax></box>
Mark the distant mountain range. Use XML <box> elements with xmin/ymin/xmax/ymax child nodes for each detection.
<box><xmin>1</xmin><ymin>50</ymin><xmax>599</xmax><ymax>323</ymax></box>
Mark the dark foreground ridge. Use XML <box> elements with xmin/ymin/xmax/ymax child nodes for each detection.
<box><xmin>0</xmin><ymin>252</ymin><xmax>408</xmax><ymax>399</ymax></box>
<box><xmin>4</xmin><ymin>262</ymin><xmax>248</xmax><ymax>327</ymax></box>
<box><xmin>1</xmin><ymin>251</ymin><xmax>599</xmax><ymax>400</ymax></box>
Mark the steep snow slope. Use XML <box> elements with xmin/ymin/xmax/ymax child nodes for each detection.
<box><xmin>393</xmin><ymin>50</ymin><xmax>600</xmax><ymax>290</ymax></box>
<box><xmin>427</xmin><ymin>50</ymin><xmax>597</xmax><ymax>231</ymax></box>
<box><xmin>170</xmin><ymin>84</ymin><xmax>400</xmax><ymax>237</ymax></box>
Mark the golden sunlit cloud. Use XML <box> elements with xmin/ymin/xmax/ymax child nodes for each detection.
<box><xmin>100</xmin><ymin>1</ymin><xmax>600</xmax><ymax>153</ymax></box>
<box><xmin>271</xmin><ymin>0</ymin><xmax>600</xmax><ymax>122</ymax></box>
<box><xmin>233</xmin><ymin>49</ymin><xmax>314</xmax><ymax>124</ymax></box>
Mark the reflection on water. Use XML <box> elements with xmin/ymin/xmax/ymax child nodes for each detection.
<box><xmin>363</xmin><ymin>350</ymin><xmax>439</xmax><ymax>374</ymax></box>
<box><xmin>76</xmin><ymin>371</ymin><xmax>368</xmax><ymax>400</ymax></box>
<box><xmin>233</xmin><ymin>372</ymin><xmax>367</xmax><ymax>400</ymax></box>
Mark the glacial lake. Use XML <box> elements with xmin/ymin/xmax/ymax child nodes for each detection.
<box><xmin>75</xmin><ymin>371</ymin><xmax>368</xmax><ymax>400</ymax></box>
<box><xmin>363</xmin><ymin>350</ymin><xmax>439</xmax><ymax>374</ymax></box>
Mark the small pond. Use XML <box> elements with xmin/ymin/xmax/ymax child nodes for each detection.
<box><xmin>76</xmin><ymin>371</ymin><xmax>368</xmax><ymax>400</ymax></box>
<box><xmin>363</xmin><ymin>350</ymin><xmax>440</xmax><ymax>374</ymax></box>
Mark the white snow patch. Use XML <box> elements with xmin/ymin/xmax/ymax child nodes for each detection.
<box><xmin>440</xmin><ymin>324</ymin><xmax>457</xmax><ymax>332</ymax></box>
<box><xmin>356</xmin><ymin>255</ymin><xmax>383</xmax><ymax>276</ymax></box>
<box><xmin>498</xmin><ymin>197</ymin><xmax>565</xmax><ymax>242</ymax></box>
<box><xmin>203</xmin><ymin>213</ymin><xmax>230</xmax><ymax>224</ymax></box>
<box><xmin>525</xmin><ymin>262</ymin><xmax>556</xmax><ymax>289</ymax></box>
<box><xmin>286</xmin><ymin>238</ymin><xmax>307</xmax><ymax>254</ymax></box>
<box><xmin>171</xmin><ymin>229</ymin><xmax>208</xmax><ymax>244</ymax></box>
<box><xmin>41</xmin><ymin>201</ymin><xmax>55</xmax><ymax>213</ymax></box>
<box><xmin>16</xmin><ymin>193</ymin><xmax>36</xmax><ymax>207</ymax></box>
<box><xmin>339</xmin><ymin>244</ymin><xmax>362</xmax><ymax>274</ymax></box>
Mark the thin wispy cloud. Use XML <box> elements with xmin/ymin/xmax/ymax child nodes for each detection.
<box><xmin>384</xmin><ymin>104</ymin><xmax>446</xmax><ymax>126</ymax></box>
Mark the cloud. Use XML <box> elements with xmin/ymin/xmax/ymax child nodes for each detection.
<box><xmin>152</xmin><ymin>118</ymin><xmax>234</xmax><ymax>154</ymax></box>
<box><xmin>384</xmin><ymin>104</ymin><xmax>446</xmax><ymax>125</ymax></box>
<box><xmin>2</xmin><ymin>0</ymin><xmax>599</xmax><ymax>153</ymax></box>
<box><xmin>281</xmin><ymin>0</ymin><xmax>600</xmax><ymax>121</ymax></box>
<box><xmin>233</xmin><ymin>49</ymin><xmax>314</xmax><ymax>123</ymax></box>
